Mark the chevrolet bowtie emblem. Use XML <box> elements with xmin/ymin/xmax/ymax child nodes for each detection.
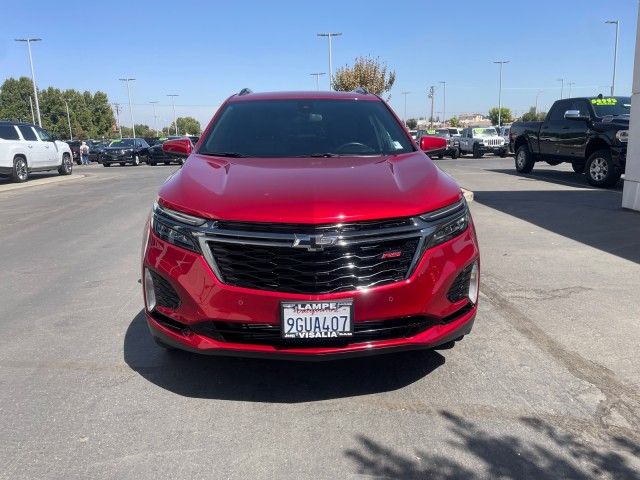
<box><xmin>292</xmin><ymin>233</ymin><xmax>339</xmax><ymax>251</ymax></box>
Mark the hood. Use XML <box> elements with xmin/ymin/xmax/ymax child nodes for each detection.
<box><xmin>105</xmin><ymin>146</ymin><xmax>132</xmax><ymax>151</ymax></box>
<box><xmin>595</xmin><ymin>115</ymin><xmax>629</xmax><ymax>128</ymax></box>
<box><xmin>158</xmin><ymin>152</ymin><xmax>463</xmax><ymax>224</ymax></box>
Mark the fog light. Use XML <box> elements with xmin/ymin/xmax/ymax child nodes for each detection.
<box><xmin>144</xmin><ymin>268</ymin><xmax>156</xmax><ymax>311</ymax></box>
<box><xmin>468</xmin><ymin>261</ymin><xmax>479</xmax><ymax>304</ymax></box>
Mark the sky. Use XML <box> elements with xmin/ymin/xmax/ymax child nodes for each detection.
<box><xmin>1</xmin><ymin>0</ymin><xmax>638</xmax><ymax>130</ymax></box>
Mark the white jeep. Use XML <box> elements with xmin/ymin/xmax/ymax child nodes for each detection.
<box><xmin>0</xmin><ymin>121</ymin><xmax>73</xmax><ymax>182</ymax></box>
<box><xmin>459</xmin><ymin>127</ymin><xmax>508</xmax><ymax>158</ymax></box>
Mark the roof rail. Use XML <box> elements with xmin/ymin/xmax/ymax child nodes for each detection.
<box><xmin>238</xmin><ymin>88</ymin><xmax>253</xmax><ymax>96</ymax></box>
<box><xmin>352</xmin><ymin>87</ymin><xmax>369</xmax><ymax>95</ymax></box>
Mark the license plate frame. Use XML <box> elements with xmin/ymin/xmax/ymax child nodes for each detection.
<box><xmin>280</xmin><ymin>300</ymin><xmax>354</xmax><ymax>340</ymax></box>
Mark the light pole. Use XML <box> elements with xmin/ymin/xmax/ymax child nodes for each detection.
<box><xmin>119</xmin><ymin>78</ymin><xmax>136</xmax><ymax>138</ymax></box>
<box><xmin>15</xmin><ymin>38</ymin><xmax>42</xmax><ymax>126</ymax></box>
<box><xmin>64</xmin><ymin>99</ymin><xmax>72</xmax><ymax>140</ymax></box>
<box><xmin>317</xmin><ymin>32</ymin><xmax>342</xmax><ymax>90</ymax></box>
<box><xmin>310</xmin><ymin>73</ymin><xmax>326</xmax><ymax>91</ymax></box>
<box><xmin>568</xmin><ymin>81</ymin><xmax>575</xmax><ymax>98</ymax></box>
<box><xmin>439</xmin><ymin>81</ymin><xmax>446</xmax><ymax>126</ymax></box>
<box><xmin>535</xmin><ymin>90</ymin><xmax>543</xmax><ymax>116</ymax></box>
<box><xmin>112</xmin><ymin>103</ymin><xmax>123</xmax><ymax>139</ymax></box>
<box><xmin>28</xmin><ymin>96</ymin><xmax>35</xmax><ymax>124</ymax></box>
<box><xmin>493</xmin><ymin>60</ymin><xmax>510</xmax><ymax>127</ymax></box>
<box><xmin>605</xmin><ymin>20</ymin><xmax>619</xmax><ymax>95</ymax></box>
<box><xmin>149</xmin><ymin>101</ymin><xmax>159</xmax><ymax>136</ymax></box>
<box><xmin>401</xmin><ymin>91</ymin><xmax>410</xmax><ymax>124</ymax></box>
<box><xmin>557</xmin><ymin>78</ymin><xmax>564</xmax><ymax>99</ymax></box>
<box><xmin>167</xmin><ymin>94</ymin><xmax>179</xmax><ymax>134</ymax></box>
<box><xmin>428</xmin><ymin>86</ymin><xmax>435</xmax><ymax>129</ymax></box>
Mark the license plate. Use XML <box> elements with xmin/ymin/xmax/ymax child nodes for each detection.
<box><xmin>281</xmin><ymin>300</ymin><xmax>353</xmax><ymax>339</ymax></box>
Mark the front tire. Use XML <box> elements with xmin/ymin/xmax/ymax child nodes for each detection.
<box><xmin>515</xmin><ymin>145</ymin><xmax>535</xmax><ymax>173</ymax></box>
<box><xmin>58</xmin><ymin>154</ymin><xmax>72</xmax><ymax>176</ymax></box>
<box><xmin>12</xmin><ymin>156</ymin><xmax>28</xmax><ymax>183</ymax></box>
<box><xmin>472</xmin><ymin>143</ymin><xmax>482</xmax><ymax>158</ymax></box>
<box><xmin>103</xmin><ymin>162</ymin><xmax>111</xmax><ymax>167</ymax></box>
<box><xmin>585</xmin><ymin>149</ymin><xmax>620</xmax><ymax>188</ymax></box>
<box><xmin>451</xmin><ymin>147</ymin><xmax>460</xmax><ymax>159</ymax></box>
<box><xmin>499</xmin><ymin>149</ymin><xmax>507</xmax><ymax>158</ymax></box>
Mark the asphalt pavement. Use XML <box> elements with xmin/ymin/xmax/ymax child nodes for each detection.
<box><xmin>1</xmin><ymin>159</ymin><xmax>639</xmax><ymax>479</ymax></box>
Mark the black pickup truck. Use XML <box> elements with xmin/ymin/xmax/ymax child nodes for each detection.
<box><xmin>509</xmin><ymin>95</ymin><xmax>629</xmax><ymax>188</ymax></box>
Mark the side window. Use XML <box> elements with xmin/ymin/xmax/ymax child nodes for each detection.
<box><xmin>18</xmin><ymin>125</ymin><xmax>38</xmax><ymax>141</ymax></box>
<box><xmin>0</xmin><ymin>125</ymin><xmax>20</xmax><ymax>140</ymax></box>
<box><xmin>547</xmin><ymin>101</ymin><xmax>568</xmax><ymax>122</ymax></box>
<box><xmin>35</xmin><ymin>127</ymin><xmax>52</xmax><ymax>141</ymax></box>
<box><xmin>136</xmin><ymin>139</ymin><xmax>142</xmax><ymax>148</ymax></box>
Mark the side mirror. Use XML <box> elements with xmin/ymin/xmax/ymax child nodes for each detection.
<box><xmin>564</xmin><ymin>110</ymin><xmax>590</xmax><ymax>121</ymax></box>
<box><xmin>162</xmin><ymin>138</ymin><xmax>192</xmax><ymax>157</ymax></box>
<box><xmin>419</xmin><ymin>135</ymin><xmax>447</xmax><ymax>153</ymax></box>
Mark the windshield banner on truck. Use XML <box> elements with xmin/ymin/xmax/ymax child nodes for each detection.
<box><xmin>591</xmin><ymin>97</ymin><xmax>617</xmax><ymax>105</ymax></box>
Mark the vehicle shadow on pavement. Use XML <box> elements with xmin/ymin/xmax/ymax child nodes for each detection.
<box><xmin>123</xmin><ymin>310</ymin><xmax>445</xmax><ymax>402</ymax></box>
<box><xmin>344</xmin><ymin>411</ymin><xmax>640</xmax><ymax>479</ymax></box>
<box><xmin>490</xmin><ymin>168</ymin><xmax>624</xmax><ymax>191</ymax></box>
<box><xmin>0</xmin><ymin>172</ymin><xmax>61</xmax><ymax>185</ymax></box>
<box><xmin>474</xmin><ymin>186</ymin><xmax>640</xmax><ymax>265</ymax></box>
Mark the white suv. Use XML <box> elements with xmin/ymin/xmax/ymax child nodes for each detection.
<box><xmin>0</xmin><ymin>121</ymin><xmax>73</xmax><ymax>183</ymax></box>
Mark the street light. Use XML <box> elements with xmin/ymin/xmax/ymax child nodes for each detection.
<box><xmin>317</xmin><ymin>32</ymin><xmax>342</xmax><ymax>90</ymax></box>
<box><xmin>63</xmin><ymin>99</ymin><xmax>72</xmax><ymax>140</ymax></box>
<box><xmin>401</xmin><ymin>91</ymin><xmax>410</xmax><ymax>124</ymax></box>
<box><xmin>427</xmin><ymin>86</ymin><xmax>435</xmax><ymax>128</ymax></box>
<box><xmin>149</xmin><ymin>101</ymin><xmax>159</xmax><ymax>136</ymax></box>
<box><xmin>493</xmin><ymin>60</ymin><xmax>510</xmax><ymax>127</ymax></box>
<box><xmin>167</xmin><ymin>94</ymin><xmax>179</xmax><ymax>135</ymax></box>
<box><xmin>535</xmin><ymin>90</ymin><xmax>543</xmax><ymax>117</ymax></box>
<box><xmin>439</xmin><ymin>81</ymin><xmax>447</xmax><ymax>125</ymax></box>
<box><xmin>15</xmin><ymin>38</ymin><xmax>42</xmax><ymax>126</ymax></box>
<box><xmin>310</xmin><ymin>72</ymin><xmax>326</xmax><ymax>91</ymax></box>
<box><xmin>605</xmin><ymin>20</ymin><xmax>619</xmax><ymax>96</ymax></box>
<box><xmin>119</xmin><ymin>78</ymin><xmax>136</xmax><ymax>138</ymax></box>
<box><xmin>557</xmin><ymin>78</ymin><xmax>564</xmax><ymax>99</ymax></box>
<box><xmin>568</xmin><ymin>81</ymin><xmax>575</xmax><ymax>98</ymax></box>
<box><xmin>113</xmin><ymin>103</ymin><xmax>122</xmax><ymax>139</ymax></box>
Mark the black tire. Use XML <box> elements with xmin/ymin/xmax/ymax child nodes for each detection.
<box><xmin>451</xmin><ymin>147</ymin><xmax>459</xmax><ymax>159</ymax></box>
<box><xmin>515</xmin><ymin>145</ymin><xmax>535</xmax><ymax>173</ymax></box>
<box><xmin>178</xmin><ymin>158</ymin><xmax>185</xmax><ymax>165</ymax></box>
<box><xmin>572</xmin><ymin>161</ymin><xmax>585</xmax><ymax>173</ymax></box>
<box><xmin>585</xmin><ymin>149</ymin><xmax>621</xmax><ymax>188</ymax></box>
<box><xmin>163</xmin><ymin>161</ymin><xmax>170</xmax><ymax>165</ymax></box>
<box><xmin>103</xmin><ymin>162</ymin><xmax>111</xmax><ymax>167</ymax></box>
<box><xmin>499</xmin><ymin>149</ymin><xmax>507</xmax><ymax>158</ymax></box>
<box><xmin>119</xmin><ymin>162</ymin><xmax>125</xmax><ymax>167</ymax></box>
<box><xmin>12</xmin><ymin>156</ymin><xmax>28</xmax><ymax>183</ymax></box>
<box><xmin>546</xmin><ymin>159</ymin><xmax>562</xmax><ymax>166</ymax></box>
<box><xmin>472</xmin><ymin>143</ymin><xmax>482</xmax><ymax>158</ymax></box>
<box><xmin>132</xmin><ymin>155</ymin><xmax>140</xmax><ymax>166</ymax></box>
<box><xmin>149</xmin><ymin>161</ymin><xmax>157</xmax><ymax>166</ymax></box>
<box><xmin>58</xmin><ymin>153</ymin><xmax>72</xmax><ymax>176</ymax></box>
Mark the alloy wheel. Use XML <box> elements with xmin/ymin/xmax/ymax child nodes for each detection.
<box><xmin>589</xmin><ymin>157</ymin><xmax>608</xmax><ymax>182</ymax></box>
<box><xmin>516</xmin><ymin>151</ymin><xmax>525</xmax><ymax>169</ymax></box>
<box><xmin>16</xmin><ymin>159</ymin><xmax>28</xmax><ymax>181</ymax></box>
<box><xmin>64</xmin><ymin>156</ymin><xmax>72</xmax><ymax>174</ymax></box>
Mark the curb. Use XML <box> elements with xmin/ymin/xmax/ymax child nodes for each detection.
<box><xmin>0</xmin><ymin>174</ymin><xmax>87</xmax><ymax>193</ymax></box>
<box><xmin>461</xmin><ymin>188</ymin><xmax>474</xmax><ymax>203</ymax></box>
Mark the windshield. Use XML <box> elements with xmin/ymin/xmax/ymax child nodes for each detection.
<box><xmin>473</xmin><ymin>128</ymin><xmax>497</xmax><ymax>136</ymax></box>
<box><xmin>200</xmin><ymin>99</ymin><xmax>414</xmax><ymax>157</ymax></box>
<box><xmin>590</xmin><ymin>96</ymin><xmax>631</xmax><ymax>117</ymax></box>
<box><xmin>109</xmin><ymin>139</ymin><xmax>135</xmax><ymax>147</ymax></box>
<box><xmin>435</xmin><ymin>129</ymin><xmax>450</xmax><ymax>137</ymax></box>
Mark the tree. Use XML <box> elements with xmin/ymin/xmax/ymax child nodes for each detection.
<box><xmin>332</xmin><ymin>56</ymin><xmax>396</xmax><ymax>98</ymax></box>
<box><xmin>406</xmin><ymin>118</ymin><xmax>418</xmax><ymax>129</ymax></box>
<box><xmin>0</xmin><ymin>77</ymin><xmax>36</xmax><ymax>123</ymax></box>
<box><xmin>520</xmin><ymin>107</ymin><xmax>546</xmax><ymax>122</ymax></box>
<box><xmin>449</xmin><ymin>116</ymin><xmax>461</xmax><ymax>127</ymax></box>
<box><xmin>488</xmin><ymin>107</ymin><xmax>513</xmax><ymax>126</ymax></box>
<box><xmin>169</xmin><ymin>116</ymin><xmax>201</xmax><ymax>135</ymax></box>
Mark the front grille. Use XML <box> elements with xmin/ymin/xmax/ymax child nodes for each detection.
<box><xmin>484</xmin><ymin>138</ymin><xmax>502</xmax><ymax>147</ymax></box>
<box><xmin>207</xmin><ymin>237</ymin><xmax>420</xmax><ymax>294</ymax></box>
<box><xmin>149</xmin><ymin>270</ymin><xmax>181</xmax><ymax>309</ymax></box>
<box><xmin>447</xmin><ymin>263</ymin><xmax>473</xmax><ymax>302</ymax></box>
<box><xmin>191</xmin><ymin>316</ymin><xmax>437</xmax><ymax>346</ymax></box>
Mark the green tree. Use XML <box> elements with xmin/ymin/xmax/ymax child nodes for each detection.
<box><xmin>332</xmin><ymin>56</ymin><xmax>396</xmax><ymax>98</ymax></box>
<box><xmin>488</xmin><ymin>107</ymin><xmax>513</xmax><ymax>126</ymax></box>
<box><xmin>405</xmin><ymin>118</ymin><xmax>418</xmax><ymax>129</ymax></box>
<box><xmin>449</xmin><ymin>116</ymin><xmax>461</xmax><ymax>127</ymax></box>
<box><xmin>519</xmin><ymin>106</ymin><xmax>546</xmax><ymax>122</ymax></box>
<box><xmin>0</xmin><ymin>77</ymin><xmax>36</xmax><ymax>123</ymax></box>
<box><xmin>170</xmin><ymin>116</ymin><xmax>201</xmax><ymax>135</ymax></box>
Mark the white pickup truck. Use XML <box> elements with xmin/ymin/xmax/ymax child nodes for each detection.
<box><xmin>0</xmin><ymin>121</ymin><xmax>73</xmax><ymax>182</ymax></box>
<box><xmin>458</xmin><ymin>127</ymin><xmax>508</xmax><ymax>158</ymax></box>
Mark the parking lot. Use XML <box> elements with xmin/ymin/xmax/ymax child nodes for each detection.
<box><xmin>0</xmin><ymin>156</ymin><xmax>638</xmax><ymax>479</ymax></box>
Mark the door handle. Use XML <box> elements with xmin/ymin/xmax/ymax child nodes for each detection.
<box><xmin>28</xmin><ymin>145</ymin><xmax>33</xmax><ymax>148</ymax></box>
<box><xmin>44</xmin><ymin>145</ymin><xmax>50</xmax><ymax>148</ymax></box>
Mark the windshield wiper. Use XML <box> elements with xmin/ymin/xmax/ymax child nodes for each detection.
<box><xmin>200</xmin><ymin>151</ymin><xmax>248</xmax><ymax>158</ymax></box>
<box><xmin>309</xmin><ymin>152</ymin><xmax>339</xmax><ymax>157</ymax></box>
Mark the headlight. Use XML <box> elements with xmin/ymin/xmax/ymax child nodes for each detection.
<box><xmin>616</xmin><ymin>130</ymin><xmax>629</xmax><ymax>143</ymax></box>
<box><xmin>151</xmin><ymin>201</ymin><xmax>206</xmax><ymax>252</ymax></box>
<box><xmin>420</xmin><ymin>199</ymin><xmax>470</xmax><ymax>249</ymax></box>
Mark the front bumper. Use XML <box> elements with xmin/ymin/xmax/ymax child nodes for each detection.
<box><xmin>477</xmin><ymin>144</ymin><xmax>507</xmax><ymax>154</ymax></box>
<box><xmin>142</xmin><ymin>223</ymin><xmax>480</xmax><ymax>359</ymax></box>
<box><xmin>101</xmin><ymin>154</ymin><xmax>134</xmax><ymax>164</ymax></box>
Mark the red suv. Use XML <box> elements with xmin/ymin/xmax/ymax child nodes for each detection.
<box><xmin>142</xmin><ymin>89</ymin><xmax>480</xmax><ymax>359</ymax></box>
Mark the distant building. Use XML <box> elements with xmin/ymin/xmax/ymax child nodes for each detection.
<box><xmin>457</xmin><ymin>113</ymin><xmax>492</xmax><ymax>127</ymax></box>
